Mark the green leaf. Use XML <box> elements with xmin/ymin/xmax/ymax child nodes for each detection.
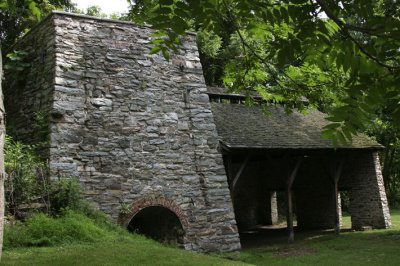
<box><xmin>0</xmin><ymin>1</ymin><xmax>7</xmax><ymax>9</ymax></box>
<box><xmin>175</xmin><ymin>7</ymin><xmax>189</xmax><ymax>18</ymax></box>
<box><xmin>342</xmin><ymin>127</ymin><xmax>353</xmax><ymax>142</ymax></box>
<box><xmin>161</xmin><ymin>47</ymin><xmax>170</xmax><ymax>61</ymax></box>
<box><xmin>321</xmin><ymin>129</ymin><xmax>334</xmax><ymax>140</ymax></box>
<box><xmin>176</xmin><ymin>1</ymin><xmax>189</xmax><ymax>10</ymax></box>
<box><xmin>326</xmin><ymin>116</ymin><xmax>344</xmax><ymax>122</ymax></box>
<box><xmin>316</xmin><ymin>33</ymin><xmax>330</xmax><ymax>45</ymax></box>
<box><xmin>273</xmin><ymin>8</ymin><xmax>281</xmax><ymax>21</ymax></box>
<box><xmin>291</xmin><ymin>38</ymin><xmax>301</xmax><ymax>53</ymax></box>
<box><xmin>159</xmin><ymin>0</ymin><xmax>174</xmax><ymax>5</ymax></box>
<box><xmin>336</xmin><ymin>52</ymin><xmax>345</xmax><ymax>69</ymax></box>
<box><xmin>290</xmin><ymin>0</ymin><xmax>309</xmax><ymax>4</ymax></box>
<box><xmin>169</xmin><ymin>15</ymin><xmax>188</xmax><ymax>34</ymax></box>
<box><xmin>280</xmin><ymin>6</ymin><xmax>289</xmax><ymax>23</ymax></box>
<box><xmin>323</xmin><ymin>123</ymin><xmax>342</xmax><ymax>130</ymax></box>
<box><xmin>28</xmin><ymin>0</ymin><xmax>41</xmax><ymax>20</ymax></box>
<box><xmin>336</xmin><ymin>131</ymin><xmax>347</xmax><ymax>145</ymax></box>
<box><xmin>277</xmin><ymin>49</ymin><xmax>287</xmax><ymax>65</ymax></box>
<box><xmin>158</xmin><ymin>7</ymin><xmax>172</xmax><ymax>15</ymax></box>
<box><xmin>150</xmin><ymin>46</ymin><xmax>162</xmax><ymax>54</ymax></box>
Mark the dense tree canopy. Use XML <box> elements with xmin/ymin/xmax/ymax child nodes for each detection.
<box><xmin>127</xmin><ymin>0</ymin><xmax>400</xmax><ymax>204</ymax></box>
<box><xmin>127</xmin><ymin>0</ymin><xmax>400</xmax><ymax>146</ymax></box>
<box><xmin>0</xmin><ymin>0</ymin><xmax>73</xmax><ymax>50</ymax></box>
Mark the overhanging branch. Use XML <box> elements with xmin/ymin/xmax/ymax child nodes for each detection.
<box><xmin>315</xmin><ymin>0</ymin><xmax>399</xmax><ymax>71</ymax></box>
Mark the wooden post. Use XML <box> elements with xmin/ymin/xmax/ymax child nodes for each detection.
<box><xmin>333</xmin><ymin>179</ymin><xmax>340</xmax><ymax>235</ymax></box>
<box><xmin>286</xmin><ymin>186</ymin><xmax>294</xmax><ymax>242</ymax></box>
<box><xmin>332</xmin><ymin>160</ymin><xmax>344</xmax><ymax>235</ymax></box>
<box><xmin>286</xmin><ymin>158</ymin><xmax>302</xmax><ymax>243</ymax></box>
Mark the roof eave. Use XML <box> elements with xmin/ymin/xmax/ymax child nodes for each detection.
<box><xmin>221</xmin><ymin>142</ymin><xmax>384</xmax><ymax>151</ymax></box>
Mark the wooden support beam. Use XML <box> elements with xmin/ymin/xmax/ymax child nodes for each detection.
<box><xmin>288</xmin><ymin>159</ymin><xmax>302</xmax><ymax>187</ymax></box>
<box><xmin>231</xmin><ymin>155</ymin><xmax>250</xmax><ymax>191</ymax></box>
<box><xmin>334</xmin><ymin>180</ymin><xmax>340</xmax><ymax>235</ymax></box>
<box><xmin>330</xmin><ymin>160</ymin><xmax>344</xmax><ymax>235</ymax></box>
<box><xmin>286</xmin><ymin>187</ymin><xmax>295</xmax><ymax>242</ymax></box>
<box><xmin>286</xmin><ymin>158</ymin><xmax>302</xmax><ymax>243</ymax></box>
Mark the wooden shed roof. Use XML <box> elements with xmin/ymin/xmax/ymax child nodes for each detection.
<box><xmin>209</xmin><ymin>95</ymin><xmax>382</xmax><ymax>150</ymax></box>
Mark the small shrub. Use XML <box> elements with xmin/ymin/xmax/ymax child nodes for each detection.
<box><xmin>119</xmin><ymin>203</ymin><xmax>131</xmax><ymax>216</ymax></box>
<box><xmin>48</xmin><ymin>178</ymin><xmax>118</xmax><ymax>230</ymax></box>
<box><xmin>3</xmin><ymin>211</ymin><xmax>107</xmax><ymax>248</ymax></box>
<box><xmin>49</xmin><ymin>177</ymin><xmax>85</xmax><ymax>216</ymax></box>
<box><xmin>4</xmin><ymin>135</ymin><xmax>49</xmax><ymax>215</ymax></box>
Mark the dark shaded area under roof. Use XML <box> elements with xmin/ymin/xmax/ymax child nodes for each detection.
<box><xmin>210</xmin><ymin>102</ymin><xmax>382</xmax><ymax>150</ymax></box>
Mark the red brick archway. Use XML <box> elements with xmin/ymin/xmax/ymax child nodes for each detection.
<box><xmin>119</xmin><ymin>197</ymin><xmax>188</xmax><ymax>230</ymax></box>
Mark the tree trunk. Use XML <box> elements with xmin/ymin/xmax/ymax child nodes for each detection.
<box><xmin>0</xmin><ymin>47</ymin><xmax>5</xmax><ymax>260</ymax></box>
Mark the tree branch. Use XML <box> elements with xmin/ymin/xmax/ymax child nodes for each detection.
<box><xmin>222</xmin><ymin>0</ymin><xmax>312</xmax><ymax>93</ymax></box>
<box><xmin>315</xmin><ymin>0</ymin><xmax>399</xmax><ymax>71</ymax></box>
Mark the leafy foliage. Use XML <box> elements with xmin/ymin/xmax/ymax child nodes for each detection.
<box><xmin>367</xmin><ymin>116</ymin><xmax>400</xmax><ymax>206</ymax></box>
<box><xmin>3</xmin><ymin>50</ymin><xmax>30</xmax><ymax>75</ymax></box>
<box><xmin>0</xmin><ymin>0</ymin><xmax>74</xmax><ymax>50</ymax></box>
<box><xmin>128</xmin><ymin>0</ymin><xmax>400</xmax><ymax>146</ymax></box>
<box><xmin>4</xmin><ymin>135</ymin><xmax>95</xmax><ymax>218</ymax></box>
<box><xmin>3</xmin><ymin>135</ymin><xmax>119</xmax><ymax>248</ymax></box>
<box><xmin>48</xmin><ymin>177</ymin><xmax>85</xmax><ymax>216</ymax></box>
<box><xmin>4</xmin><ymin>135</ymin><xmax>48</xmax><ymax>215</ymax></box>
<box><xmin>127</xmin><ymin>0</ymin><xmax>400</xmax><ymax>204</ymax></box>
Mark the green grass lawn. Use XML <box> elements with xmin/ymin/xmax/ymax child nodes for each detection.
<box><xmin>3</xmin><ymin>211</ymin><xmax>400</xmax><ymax>266</ymax></box>
<box><xmin>2</xmin><ymin>239</ymin><xmax>247</xmax><ymax>266</ymax></box>
<box><xmin>236</xmin><ymin>209</ymin><xmax>400</xmax><ymax>266</ymax></box>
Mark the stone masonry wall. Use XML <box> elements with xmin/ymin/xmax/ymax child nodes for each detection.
<box><xmin>48</xmin><ymin>12</ymin><xmax>240</xmax><ymax>252</ymax></box>
<box><xmin>346</xmin><ymin>151</ymin><xmax>391</xmax><ymax>229</ymax></box>
<box><xmin>4</xmin><ymin>16</ymin><xmax>56</xmax><ymax>151</ymax></box>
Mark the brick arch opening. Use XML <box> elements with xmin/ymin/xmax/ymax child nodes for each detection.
<box><xmin>128</xmin><ymin>206</ymin><xmax>185</xmax><ymax>246</ymax></box>
<box><xmin>119</xmin><ymin>197</ymin><xmax>188</xmax><ymax>247</ymax></box>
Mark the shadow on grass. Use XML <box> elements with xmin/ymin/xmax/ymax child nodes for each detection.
<box><xmin>233</xmin><ymin>210</ymin><xmax>400</xmax><ymax>265</ymax></box>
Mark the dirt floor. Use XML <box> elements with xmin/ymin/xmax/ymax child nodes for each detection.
<box><xmin>239</xmin><ymin>224</ymin><xmax>353</xmax><ymax>249</ymax></box>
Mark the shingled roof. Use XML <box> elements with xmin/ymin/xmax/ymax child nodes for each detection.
<box><xmin>210</xmin><ymin>102</ymin><xmax>382</xmax><ymax>150</ymax></box>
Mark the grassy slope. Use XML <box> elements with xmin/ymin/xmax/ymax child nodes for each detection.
<box><xmin>2</xmin><ymin>235</ymin><xmax>247</xmax><ymax>266</ymax></box>
<box><xmin>1</xmin><ymin>211</ymin><xmax>248</xmax><ymax>266</ymax></box>
<box><xmin>2</xmin><ymin>211</ymin><xmax>400</xmax><ymax>266</ymax></box>
<box><xmin>3</xmin><ymin>242</ymin><xmax>248</xmax><ymax>266</ymax></box>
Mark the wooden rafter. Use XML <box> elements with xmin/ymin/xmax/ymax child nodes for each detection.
<box><xmin>231</xmin><ymin>155</ymin><xmax>250</xmax><ymax>191</ymax></box>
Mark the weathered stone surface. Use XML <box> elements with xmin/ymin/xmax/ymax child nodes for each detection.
<box><xmin>4</xmin><ymin>12</ymin><xmax>240</xmax><ymax>253</ymax></box>
<box><xmin>346</xmin><ymin>152</ymin><xmax>391</xmax><ymax>229</ymax></box>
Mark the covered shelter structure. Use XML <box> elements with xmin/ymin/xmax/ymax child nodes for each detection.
<box><xmin>2</xmin><ymin>11</ymin><xmax>391</xmax><ymax>252</ymax></box>
<box><xmin>207</xmin><ymin>87</ymin><xmax>391</xmax><ymax>243</ymax></box>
